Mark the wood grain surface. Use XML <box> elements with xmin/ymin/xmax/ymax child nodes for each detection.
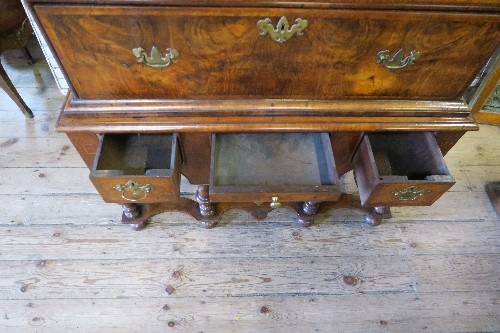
<box><xmin>36</xmin><ymin>6</ymin><xmax>499</xmax><ymax>101</ymax></box>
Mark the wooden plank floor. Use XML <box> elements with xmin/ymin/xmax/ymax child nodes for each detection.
<box><xmin>0</xmin><ymin>43</ymin><xmax>499</xmax><ymax>333</ymax></box>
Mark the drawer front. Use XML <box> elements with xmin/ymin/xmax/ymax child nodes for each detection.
<box><xmin>353</xmin><ymin>132</ymin><xmax>455</xmax><ymax>207</ymax></box>
<box><xmin>210</xmin><ymin>133</ymin><xmax>340</xmax><ymax>203</ymax></box>
<box><xmin>90</xmin><ymin>174</ymin><xmax>179</xmax><ymax>204</ymax></box>
<box><xmin>358</xmin><ymin>180</ymin><xmax>455</xmax><ymax>207</ymax></box>
<box><xmin>36</xmin><ymin>6</ymin><xmax>499</xmax><ymax>101</ymax></box>
<box><xmin>209</xmin><ymin>189</ymin><xmax>341</xmax><ymax>203</ymax></box>
<box><xmin>90</xmin><ymin>134</ymin><xmax>180</xmax><ymax>203</ymax></box>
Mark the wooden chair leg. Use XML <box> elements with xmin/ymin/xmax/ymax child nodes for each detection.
<box><xmin>0</xmin><ymin>62</ymin><xmax>34</xmax><ymax>119</ymax></box>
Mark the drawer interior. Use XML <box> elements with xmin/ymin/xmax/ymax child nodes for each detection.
<box><xmin>94</xmin><ymin>133</ymin><xmax>175</xmax><ymax>176</ymax></box>
<box><xmin>210</xmin><ymin>133</ymin><xmax>340</xmax><ymax>202</ymax></box>
<box><xmin>353</xmin><ymin>132</ymin><xmax>455</xmax><ymax>207</ymax></box>
<box><xmin>367</xmin><ymin>132</ymin><xmax>451</xmax><ymax>181</ymax></box>
<box><xmin>90</xmin><ymin>133</ymin><xmax>180</xmax><ymax>203</ymax></box>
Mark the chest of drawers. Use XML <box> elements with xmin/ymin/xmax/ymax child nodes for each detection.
<box><xmin>26</xmin><ymin>0</ymin><xmax>500</xmax><ymax>229</ymax></box>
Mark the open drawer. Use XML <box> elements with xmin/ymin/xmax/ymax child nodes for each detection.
<box><xmin>353</xmin><ymin>132</ymin><xmax>455</xmax><ymax>207</ymax></box>
<box><xmin>90</xmin><ymin>133</ymin><xmax>180</xmax><ymax>203</ymax></box>
<box><xmin>210</xmin><ymin>133</ymin><xmax>340</xmax><ymax>203</ymax></box>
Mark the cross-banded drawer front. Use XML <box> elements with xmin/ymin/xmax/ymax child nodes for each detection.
<box><xmin>36</xmin><ymin>5</ymin><xmax>499</xmax><ymax>101</ymax></box>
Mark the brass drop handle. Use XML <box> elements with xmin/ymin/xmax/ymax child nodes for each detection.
<box><xmin>257</xmin><ymin>16</ymin><xmax>308</xmax><ymax>43</ymax></box>
<box><xmin>392</xmin><ymin>185</ymin><xmax>428</xmax><ymax>201</ymax></box>
<box><xmin>270</xmin><ymin>196</ymin><xmax>282</xmax><ymax>209</ymax></box>
<box><xmin>114</xmin><ymin>180</ymin><xmax>153</xmax><ymax>202</ymax></box>
<box><xmin>132</xmin><ymin>46</ymin><xmax>179</xmax><ymax>69</ymax></box>
<box><xmin>377</xmin><ymin>49</ymin><xmax>420</xmax><ymax>71</ymax></box>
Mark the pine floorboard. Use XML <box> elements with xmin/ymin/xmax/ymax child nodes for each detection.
<box><xmin>0</xmin><ymin>43</ymin><xmax>499</xmax><ymax>332</ymax></box>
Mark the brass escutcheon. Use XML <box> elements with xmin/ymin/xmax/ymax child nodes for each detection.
<box><xmin>270</xmin><ymin>196</ymin><xmax>282</xmax><ymax>209</ymax></box>
<box><xmin>114</xmin><ymin>180</ymin><xmax>153</xmax><ymax>202</ymax></box>
<box><xmin>257</xmin><ymin>16</ymin><xmax>308</xmax><ymax>43</ymax></box>
<box><xmin>377</xmin><ymin>49</ymin><xmax>420</xmax><ymax>71</ymax></box>
<box><xmin>392</xmin><ymin>185</ymin><xmax>428</xmax><ymax>201</ymax></box>
<box><xmin>132</xmin><ymin>46</ymin><xmax>179</xmax><ymax>69</ymax></box>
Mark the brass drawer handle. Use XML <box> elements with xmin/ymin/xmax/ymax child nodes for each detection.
<box><xmin>270</xmin><ymin>196</ymin><xmax>282</xmax><ymax>209</ymax></box>
<box><xmin>132</xmin><ymin>46</ymin><xmax>179</xmax><ymax>69</ymax></box>
<box><xmin>377</xmin><ymin>49</ymin><xmax>420</xmax><ymax>71</ymax></box>
<box><xmin>392</xmin><ymin>185</ymin><xmax>428</xmax><ymax>201</ymax></box>
<box><xmin>114</xmin><ymin>180</ymin><xmax>153</xmax><ymax>202</ymax></box>
<box><xmin>257</xmin><ymin>16</ymin><xmax>308</xmax><ymax>43</ymax></box>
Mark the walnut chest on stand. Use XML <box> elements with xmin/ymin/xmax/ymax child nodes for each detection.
<box><xmin>25</xmin><ymin>0</ymin><xmax>500</xmax><ymax>229</ymax></box>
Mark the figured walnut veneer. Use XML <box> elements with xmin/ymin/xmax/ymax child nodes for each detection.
<box><xmin>36</xmin><ymin>6</ymin><xmax>499</xmax><ymax>101</ymax></box>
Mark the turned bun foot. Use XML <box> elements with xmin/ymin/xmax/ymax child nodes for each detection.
<box><xmin>373</xmin><ymin>206</ymin><xmax>390</xmax><ymax>215</ymax></box>
<box><xmin>123</xmin><ymin>203</ymin><xmax>141</xmax><ymax>219</ymax></box>
<box><xmin>295</xmin><ymin>201</ymin><xmax>320</xmax><ymax>227</ymax></box>
<box><xmin>364</xmin><ymin>214</ymin><xmax>381</xmax><ymax>226</ymax></box>
<box><xmin>363</xmin><ymin>206</ymin><xmax>391</xmax><ymax>226</ymax></box>
<box><xmin>121</xmin><ymin>203</ymin><xmax>149</xmax><ymax>230</ymax></box>
<box><xmin>196</xmin><ymin>185</ymin><xmax>215</xmax><ymax>218</ymax></box>
<box><xmin>302</xmin><ymin>201</ymin><xmax>320</xmax><ymax>216</ymax></box>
